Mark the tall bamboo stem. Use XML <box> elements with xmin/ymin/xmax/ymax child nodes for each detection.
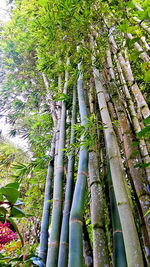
<box><xmin>113</xmin><ymin>53</ymin><xmax>150</xmax><ymax>183</ymax></box>
<box><xmin>89</xmin><ymin>150</ymin><xmax>110</xmax><ymax>267</ymax></box>
<box><xmin>54</xmin><ymin>74</ymin><xmax>63</xmax><ymax>172</ymax></box>
<box><xmin>68</xmin><ymin>61</ymin><xmax>89</xmax><ymax>267</ymax></box>
<box><xmin>39</xmin><ymin>134</ymin><xmax>55</xmax><ymax>264</ymax></box>
<box><xmin>106</xmin><ymin>48</ymin><xmax>150</xmax><ymax>244</ymax></box>
<box><xmin>126</xmin><ymin>33</ymin><xmax>150</xmax><ymax>63</ymax></box>
<box><xmin>91</xmin><ymin>35</ymin><xmax>144</xmax><ymax>267</ymax></box>
<box><xmin>109</xmin><ymin>34</ymin><xmax>150</xmax><ymax>120</ymax></box>
<box><xmin>58</xmin><ymin>85</ymin><xmax>76</xmax><ymax>267</ymax></box>
<box><xmin>88</xmin><ymin>76</ymin><xmax>110</xmax><ymax>267</ymax></box>
<box><xmin>42</xmin><ymin>73</ymin><xmax>57</xmax><ymax>125</ymax></box>
<box><xmin>140</xmin><ymin>36</ymin><xmax>150</xmax><ymax>51</ymax></box>
<box><xmin>46</xmin><ymin>58</ymin><xmax>69</xmax><ymax>267</ymax></box>
<box><xmin>107</xmin><ymin>158</ymin><xmax>127</xmax><ymax>267</ymax></box>
<box><xmin>133</xmin><ymin>17</ymin><xmax>150</xmax><ymax>35</ymax></box>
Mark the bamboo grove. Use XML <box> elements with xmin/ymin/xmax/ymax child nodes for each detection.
<box><xmin>0</xmin><ymin>0</ymin><xmax>150</xmax><ymax>266</ymax></box>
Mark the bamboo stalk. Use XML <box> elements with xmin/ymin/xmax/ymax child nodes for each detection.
<box><xmin>58</xmin><ymin>85</ymin><xmax>76</xmax><ymax>267</ymax></box>
<box><xmin>126</xmin><ymin>33</ymin><xmax>150</xmax><ymax>63</ymax></box>
<box><xmin>91</xmin><ymin>35</ymin><xmax>144</xmax><ymax>267</ymax></box>
<box><xmin>107</xmin><ymin>158</ymin><xmax>127</xmax><ymax>267</ymax></box>
<box><xmin>100</xmin><ymin>69</ymin><xmax>132</xmax><ymax>266</ymax></box>
<box><xmin>140</xmin><ymin>36</ymin><xmax>150</xmax><ymax>51</ymax></box>
<box><xmin>132</xmin><ymin>1</ymin><xmax>143</xmax><ymax>11</ymax></box>
<box><xmin>54</xmin><ymin>74</ymin><xmax>63</xmax><ymax>171</ymax></box>
<box><xmin>133</xmin><ymin>17</ymin><xmax>150</xmax><ymax>35</ymax></box>
<box><xmin>113</xmin><ymin>53</ymin><xmax>150</xmax><ymax>183</ymax></box>
<box><xmin>68</xmin><ymin>61</ymin><xmax>89</xmax><ymax>267</ymax></box>
<box><xmin>106</xmin><ymin>48</ymin><xmax>150</xmax><ymax>244</ymax></box>
<box><xmin>39</xmin><ymin>134</ymin><xmax>55</xmax><ymax>264</ymax></box>
<box><xmin>109</xmin><ymin>34</ymin><xmax>150</xmax><ymax>120</ymax></box>
<box><xmin>88</xmin><ymin>76</ymin><xmax>110</xmax><ymax>267</ymax></box>
<box><xmin>39</xmin><ymin>73</ymin><xmax>59</xmax><ymax>264</ymax></box>
<box><xmin>46</xmin><ymin>58</ymin><xmax>69</xmax><ymax>267</ymax></box>
<box><xmin>89</xmin><ymin>150</ymin><xmax>110</xmax><ymax>267</ymax></box>
<box><xmin>42</xmin><ymin>73</ymin><xmax>57</xmax><ymax>126</ymax></box>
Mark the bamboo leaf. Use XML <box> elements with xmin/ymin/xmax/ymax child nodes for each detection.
<box><xmin>144</xmin><ymin>70</ymin><xmax>150</xmax><ymax>82</ymax></box>
<box><xmin>144</xmin><ymin>209</ymin><xmax>150</xmax><ymax>217</ymax></box>
<box><xmin>129</xmin><ymin>151</ymin><xmax>140</xmax><ymax>159</ymax></box>
<box><xmin>144</xmin><ymin>115</ymin><xmax>150</xmax><ymax>126</ymax></box>
<box><xmin>137</xmin><ymin>126</ymin><xmax>150</xmax><ymax>139</ymax></box>
<box><xmin>126</xmin><ymin>37</ymin><xmax>140</xmax><ymax>49</ymax></box>
<box><xmin>134</xmin><ymin>162</ymin><xmax>150</xmax><ymax>168</ymax></box>
<box><xmin>9</xmin><ymin>255</ymin><xmax>24</xmax><ymax>262</ymax></box>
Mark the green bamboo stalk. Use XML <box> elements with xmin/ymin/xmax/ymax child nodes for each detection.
<box><xmin>39</xmin><ymin>134</ymin><xmax>55</xmax><ymax>264</ymax></box>
<box><xmin>98</xmin><ymin>68</ymin><xmax>127</xmax><ymax>266</ymax></box>
<box><xmin>88</xmin><ymin>77</ymin><xmax>110</xmax><ymax>267</ymax></box>
<box><xmin>106</xmin><ymin>48</ymin><xmax>150</xmax><ymax>242</ymax></box>
<box><xmin>91</xmin><ymin>35</ymin><xmax>144</xmax><ymax>267</ymax></box>
<box><xmin>58</xmin><ymin>85</ymin><xmax>77</xmax><ymax>267</ymax></box>
<box><xmin>68</xmin><ymin>61</ymin><xmax>89</xmax><ymax>267</ymax></box>
<box><xmin>46</xmin><ymin>58</ymin><xmax>69</xmax><ymax>267</ymax></box>
<box><xmin>107</xmin><ymin>158</ymin><xmax>127</xmax><ymax>267</ymax></box>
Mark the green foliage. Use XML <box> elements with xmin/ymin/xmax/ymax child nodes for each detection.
<box><xmin>76</xmin><ymin>114</ymin><xmax>101</xmax><ymax>149</ymax></box>
<box><xmin>133</xmin><ymin>115</ymin><xmax>150</xmax><ymax>168</ymax></box>
<box><xmin>64</xmin><ymin>114</ymin><xmax>103</xmax><ymax>154</ymax></box>
<box><xmin>0</xmin><ymin>186</ymin><xmax>19</xmax><ymax>205</ymax></box>
<box><xmin>0</xmin><ymin>138</ymin><xmax>28</xmax><ymax>184</ymax></box>
<box><xmin>0</xmin><ymin>253</ymin><xmax>45</xmax><ymax>266</ymax></box>
<box><xmin>137</xmin><ymin>115</ymin><xmax>150</xmax><ymax>140</ymax></box>
<box><xmin>0</xmin><ymin>181</ymin><xmax>25</xmax><ymax>248</ymax></box>
<box><xmin>144</xmin><ymin>70</ymin><xmax>150</xmax><ymax>82</ymax></box>
<box><xmin>0</xmin><ymin>0</ymin><xmax>149</xmax><ymax>264</ymax></box>
<box><xmin>54</xmin><ymin>92</ymin><xmax>70</xmax><ymax>102</ymax></box>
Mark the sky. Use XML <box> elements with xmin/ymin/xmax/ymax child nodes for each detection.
<box><xmin>0</xmin><ymin>0</ymin><xmax>29</xmax><ymax>151</ymax></box>
<box><xmin>0</xmin><ymin>0</ymin><xmax>10</xmax><ymax>22</ymax></box>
